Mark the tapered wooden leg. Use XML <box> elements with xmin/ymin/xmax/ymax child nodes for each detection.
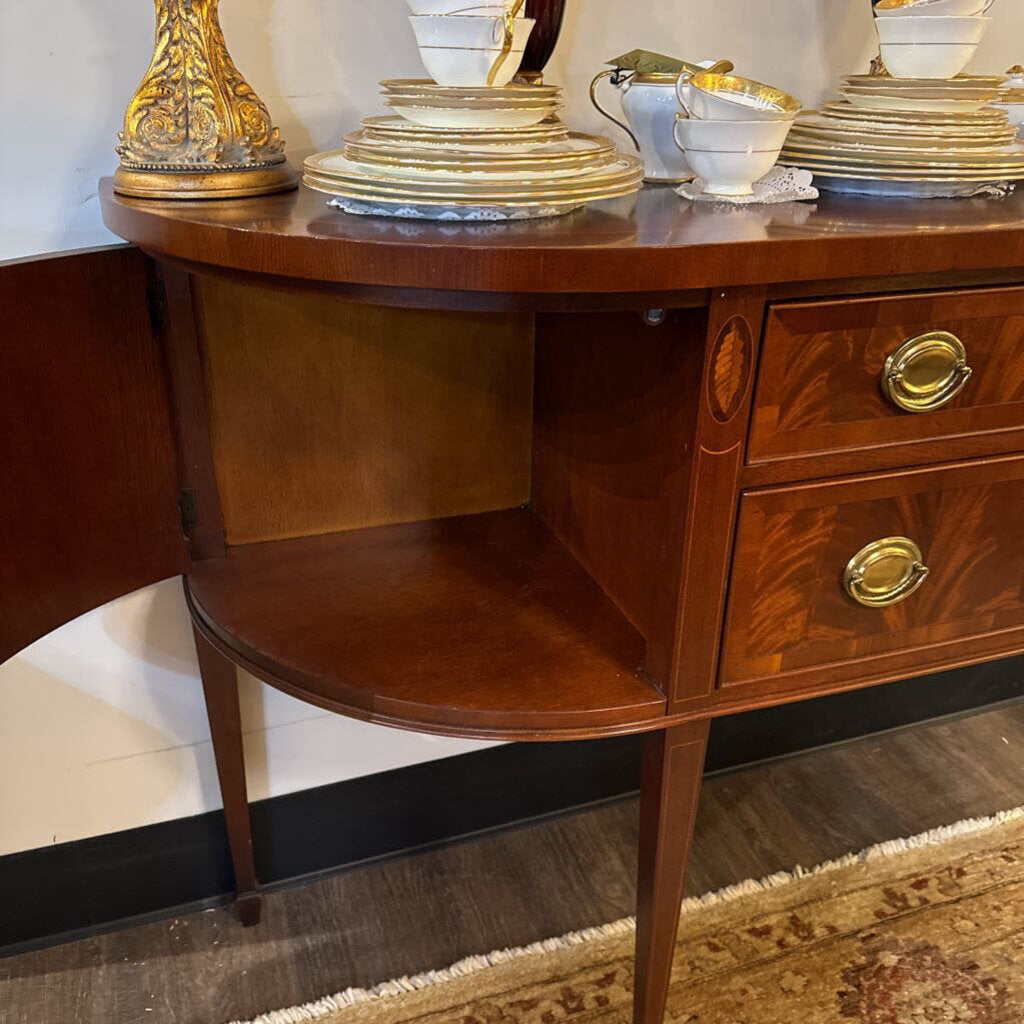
<box><xmin>193</xmin><ymin>625</ymin><xmax>262</xmax><ymax>926</ymax></box>
<box><xmin>633</xmin><ymin>719</ymin><xmax>710</xmax><ymax>1024</ymax></box>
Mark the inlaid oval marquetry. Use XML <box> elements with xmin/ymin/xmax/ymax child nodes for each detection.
<box><xmin>708</xmin><ymin>315</ymin><xmax>752</xmax><ymax>423</ymax></box>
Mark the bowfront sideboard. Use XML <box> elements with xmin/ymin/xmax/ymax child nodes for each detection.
<box><xmin>5</xmin><ymin>181</ymin><xmax>1024</xmax><ymax>1023</ymax></box>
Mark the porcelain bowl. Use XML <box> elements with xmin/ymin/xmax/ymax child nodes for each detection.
<box><xmin>410</xmin><ymin>16</ymin><xmax>535</xmax><ymax>87</ymax></box>
<box><xmin>417</xmin><ymin>44</ymin><xmax>530</xmax><ymax>87</ymax></box>
<box><xmin>875</xmin><ymin>0</ymin><xmax>991</xmax><ymax>15</ymax></box>
<box><xmin>676</xmin><ymin>72</ymin><xmax>801</xmax><ymax>122</ymax></box>
<box><xmin>673</xmin><ymin>117</ymin><xmax>792</xmax><ymax>196</ymax></box>
<box><xmin>406</xmin><ymin>0</ymin><xmax>528</xmax><ymax>16</ymax></box>
<box><xmin>874</xmin><ymin>13</ymin><xmax>991</xmax><ymax>43</ymax></box>
<box><xmin>879</xmin><ymin>40</ymin><xmax>980</xmax><ymax>79</ymax></box>
<box><xmin>409</xmin><ymin>13</ymin><xmax>533</xmax><ymax>48</ymax></box>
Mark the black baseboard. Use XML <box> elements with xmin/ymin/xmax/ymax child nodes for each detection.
<box><xmin>2</xmin><ymin>657</ymin><xmax>1022</xmax><ymax>955</ymax></box>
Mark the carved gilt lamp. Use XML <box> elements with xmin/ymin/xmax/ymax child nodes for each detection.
<box><xmin>114</xmin><ymin>0</ymin><xmax>297</xmax><ymax>199</ymax></box>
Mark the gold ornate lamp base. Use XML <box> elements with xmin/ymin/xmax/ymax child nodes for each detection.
<box><xmin>114</xmin><ymin>0</ymin><xmax>298</xmax><ymax>200</ymax></box>
<box><xmin>113</xmin><ymin>163</ymin><xmax>297</xmax><ymax>201</ymax></box>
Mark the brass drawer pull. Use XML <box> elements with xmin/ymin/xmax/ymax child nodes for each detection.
<box><xmin>882</xmin><ymin>330</ymin><xmax>972</xmax><ymax>413</ymax></box>
<box><xmin>843</xmin><ymin>537</ymin><xmax>930</xmax><ymax>608</ymax></box>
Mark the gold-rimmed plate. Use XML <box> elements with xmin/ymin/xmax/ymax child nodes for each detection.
<box><xmin>789</xmin><ymin>125</ymin><xmax>1018</xmax><ymax>149</ymax></box>
<box><xmin>838</xmin><ymin>90</ymin><xmax>994</xmax><ymax>113</ymax></box>
<box><xmin>303</xmin><ymin>169</ymin><xmax>644</xmax><ymax>204</ymax></box>
<box><xmin>386</xmin><ymin>102</ymin><xmax>564</xmax><ymax>130</ymax></box>
<box><xmin>821</xmin><ymin>101</ymin><xmax>1008</xmax><ymax>125</ymax></box>
<box><xmin>784</xmin><ymin>134</ymin><xmax>1024</xmax><ymax>162</ymax></box>
<box><xmin>363</xmin><ymin>115</ymin><xmax>567</xmax><ymax>136</ymax></box>
<box><xmin>795</xmin><ymin>112</ymin><xmax>1016</xmax><ymax>141</ymax></box>
<box><xmin>781</xmin><ymin>155</ymin><xmax>1024</xmax><ymax>179</ymax></box>
<box><xmin>380</xmin><ymin>78</ymin><xmax>562</xmax><ymax>100</ymax></box>
<box><xmin>340</xmin><ymin>147</ymin><xmax>621</xmax><ymax>181</ymax></box>
<box><xmin>346</xmin><ymin>130</ymin><xmax>614</xmax><ymax>160</ymax></box>
<box><xmin>305</xmin><ymin>151</ymin><xmax>644</xmax><ymax>196</ymax></box>
<box><xmin>843</xmin><ymin>74</ymin><xmax>1005</xmax><ymax>89</ymax></box>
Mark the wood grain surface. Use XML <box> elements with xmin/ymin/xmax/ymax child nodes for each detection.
<box><xmin>99</xmin><ymin>180</ymin><xmax>1024</xmax><ymax>299</ymax></box>
<box><xmin>750</xmin><ymin>286</ymin><xmax>1024</xmax><ymax>476</ymax></box>
<box><xmin>188</xmin><ymin>507</ymin><xmax>664</xmax><ymax>738</ymax></box>
<box><xmin>0</xmin><ymin>249</ymin><xmax>186</xmax><ymax>662</ymax></box>
<box><xmin>668</xmin><ymin>288</ymin><xmax>767</xmax><ymax>708</ymax></box>
<box><xmin>194</xmin><ymin>275</ymin><xmax>534</xmax><ymax>544</ymax></box>
<box><xmin>723</xmin><ymin>454</ymin><xmax>1024</xmax><ymax>690</ymax></box>
<box><xmin>531</xmin><ymin>307</ymin><xmax>705</xmax><ymax>683</ymax></box>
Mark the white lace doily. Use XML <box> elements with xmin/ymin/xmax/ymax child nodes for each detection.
<box><xmin>676</xmin><ymin>165</ymin><xmax>818</xmax><ymax>205</ymax></box>
<box><xmin>328</xmin><ymin>197</ymin><xmax>581</xmax><ymax>221</ymax></box>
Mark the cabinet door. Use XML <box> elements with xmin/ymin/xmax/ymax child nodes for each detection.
<box><xmin>1</xmin><ymin>248</ymin><xmax>186</xmax><ymax>662</ymax></box>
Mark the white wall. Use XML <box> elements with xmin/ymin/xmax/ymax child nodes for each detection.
<box><xmin>3</xmin><ymin>0</ymin><xmax>1024</xmax><ymax>856</ymax></box>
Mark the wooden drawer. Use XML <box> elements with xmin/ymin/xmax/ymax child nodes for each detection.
<box><xmin>748</xmin><ymin>287</ymin><xmax>1024</xmax><ymax>473</ymax></box>
<box><xmin>720</xmin><ymin>455</ymin><xmax>1024</xmax><ymax>691</ymax></box>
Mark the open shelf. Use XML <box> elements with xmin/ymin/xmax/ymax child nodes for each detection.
<box><xmin>187</xmin><ymin>507</ymin><xmax>666</xmax><ymax>739</ymax></box>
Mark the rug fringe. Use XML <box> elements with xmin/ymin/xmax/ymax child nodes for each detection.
<box><xmin>228</xmin><ymin>804</ymin><xmax>1024</xmax><ymax>1024</ymax></box>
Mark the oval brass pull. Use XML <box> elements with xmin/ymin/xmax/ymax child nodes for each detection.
<box><xmin>843</xmin><ymin>537</ymin><xmax>930</xmax><ymax>608</ymax></box>
<box><xmin>882</xmin><ymin>330</ymin><xmax>973</xmax><ymax>413</ymax></box>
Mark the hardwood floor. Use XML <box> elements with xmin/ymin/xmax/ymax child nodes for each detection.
<box><xmin>2</xmin><ymin>701</ymin><xmax>1022</xmax><ymax>1024</ymax></box>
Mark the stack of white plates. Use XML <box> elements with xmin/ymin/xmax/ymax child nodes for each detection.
<box><xmin>306</xmin><ymin>79</ymin><xmax>643</xmax><ymax>219</ymax></box>
<box><xmin>839</xmin><ymin>73</ymin><xmax>1003</xmax><ymax>111</ymax></box>
<box><xmin>781</xmin><ymin>73</ymin><xmax>1024</xmax><ymax>196</ymax></box>
<box><xmin>381</xmin><ymin>79</ymin><xmax>563</xmax><ymax>129</ymax></box>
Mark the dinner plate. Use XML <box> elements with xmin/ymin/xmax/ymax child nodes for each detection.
<box><xmin>794</xmin><ymin>113</ymin><xmax>1016</xmax><ymax>143</ymax></box>
<box><xmin>810</xmin><ymin>174</ymin><xmax>1013</xmax><ymax>197</ymax></box>
<box><xmin>347</xmin><ymin>130</ymin><xmax>613</xmax><ymax>159</ymax></box>
<box><xmin>780</xmin><ymin>155</ymin><xmax>1024</xmax><ymax>179</ymax></box>
<box><xmin>782</xmin><ymin>141</ymin><xmax>1024</xmax><ymax>166</ymax></box>
<box><xmin>343</xmin><ymin>132</ymin><xmax>617</xmax><ymax>174</ymax></box>
<box><xmin>842</xmin><ymin>74</ymin><xmax>1005</xmax><ymax>89</ymax></box>
<box><xmin>303</xmin><ymin>169</ymin><xmax>643</xmax><ymax>204</ymax></box>
<box><xmin>387</xmin><ymin>103</ymin><xmax>563</xmax><ymax>129</ymax></box>
<box><xmin>838</xmin><ymin>91</ymin><xmax>994</xmax><ymax>113</ymax></box>
<box><xmin>821</xmin><ymin>102</ymin><xmax>1008</xmax><ymax>126</ymax></box>
<box><xmin>363</xmin><ymin>115</ymin><xmax>567</xmax><ymax>136</ymax></box>
<box><xmin>305</xmin><ymin>151</ymin><xmax>644</xmax><ymax>196</ymax></box>
<box><xmin>339</xmin><ymin>148</ymin><xmax>621</xmax><ymax>182</ymax></box>
<box><xmin>788</xmin><ymin>124</ymin><xmax>1018</xmax><ymax>149</ymax></box>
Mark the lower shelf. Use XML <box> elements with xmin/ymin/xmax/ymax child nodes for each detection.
<box><xmin>187</xmin><ymin>507</ymin><xmax>666</xmax><ymax>739</ymax></box>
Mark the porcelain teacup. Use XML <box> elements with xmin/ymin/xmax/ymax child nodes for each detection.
<box><xmin>409</xmin><ymin>14</ymin><xmax>535</xmax><ymax>87</ymax></box>
<box><xmin>673</xmin><ymin>116</ymin><xmax>793</xmax><ymax>196</ymax></box>
<box><xmin>675</xmin><ymin>72</ymin><xmax>801</xmax><ymax>122</ymax></box>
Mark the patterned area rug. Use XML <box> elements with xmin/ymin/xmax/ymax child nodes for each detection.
<box><xmin>235</xmin><ymin>808</ymin><xmax>1024</xmax><ymax>1024</ymax></box>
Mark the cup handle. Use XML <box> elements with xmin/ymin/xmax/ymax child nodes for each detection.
<box><xmin>486</xmin><ymin>0</ymin><xmax>525</xmax><ymax>87</ymax></box>
<box><xmin>589</xmin><ymin>69</ymin><xmax>640</xmax><ymax>150</ymax></box>
<box><xmin>675</xmin><ymin>70</ymin><xmax>694</xmax><ymax>117</ymax></box>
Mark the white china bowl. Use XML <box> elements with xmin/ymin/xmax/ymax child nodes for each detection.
<box><xmin>407</xmin><ymin>0</ymin><xmax>527</xmax><ymax>14</ymax></box>
<box><xmin>874</xmin><ymin>14</ymin><xmax>991</xmax><ymax>43</ymax></box>
<box><xmin>879</xmin><ymin>41</ymin><xmax>980</xmax><ymax>79</ymax></box>
<box><xmin>673</xmin><ymin>117</ymin><xmax>792</xmax><ymax>196</ymax></box>
<box><xmin>416</xmin><ymin>46</ymin><xmax>529</xmax><ymax>87</ymax></box>
<box><xmin>409</xmin><ymin>15</ymin><xmax>535</xmax><ymax>87</ymax></box>
<box><xmin>874</xmin><ymin>15</ymin><xmax>989</xmax><ymax>78</ymax></box>
<box><xmin>875</xmin><ymin>0</ymin><xmax>991</xmax><ymax>16</ymax></box>
<box><xmin>409</xmin><ymin>13</ymin><xmax>533</xmax><ymax>48</ymax></box>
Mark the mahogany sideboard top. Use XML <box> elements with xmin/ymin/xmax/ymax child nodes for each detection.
<box><xmin>99</xmin><ymin>179</ymin><xmax>1024</xmax><ymax>305</ymax></box>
